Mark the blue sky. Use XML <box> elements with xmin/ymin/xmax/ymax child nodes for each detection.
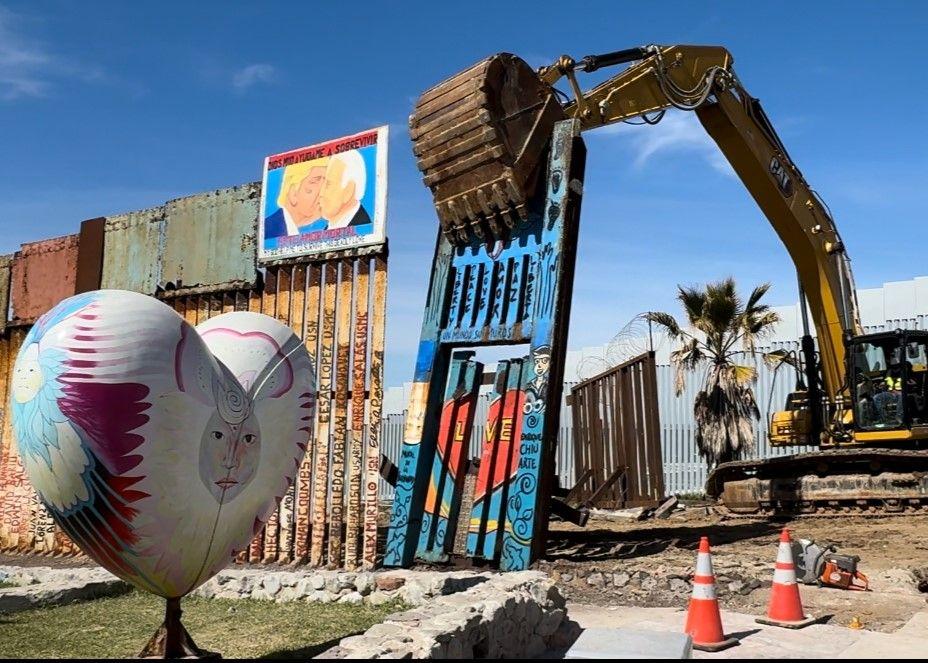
<box><xmin>1</xmin><ymin>1</ymin><xmax>926</xmax><ymax>386</ymax></box>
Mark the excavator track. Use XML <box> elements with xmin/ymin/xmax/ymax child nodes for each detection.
<box><xmin>706</xmin><ymin>448</ymin><xmax>928</xmax><ymax>518</ymax></box>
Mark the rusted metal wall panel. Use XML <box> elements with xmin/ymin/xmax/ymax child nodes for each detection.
<box><xmin>363</xmin><ymin>256</ymin><xmax>387</xmax><ymax>568</ymax></box>
<box><xmin>101</xmin><ymin>207</ymin><xmax>165</xmax><ymax>293</ymax></box>
<box><xmin>346</xmin><ymin>260</ymin><xmax>369</xmax><ymax>568</ymax></box>
<box><xmin>569</xmin><ymin>352</ymin><xmax>664</xmax><ymax>509</ymax></box>
<box><xmin>0</xmin><ymin>329</ymin><xmax>39</xmax><ymax>551</ymax></box>
<box><xmin>10</xmin><ymin>234</ymin><xmax>79</xmax><ymax>322</ymax></box>
<box><xmin>75</xmin><ymin>218</ymin><xmax>106</xmax><ymax>294</ymax></box>
<box><xmin>0</xmin><ymin>192</ymin><xmax>387</xmax><ymax>569</ymax></box>
<box><xmin>294</xmin><ymin>265</ymin><xmax>320</xmax><ymax>563</ymax></box>
<box><xmin>310</xmin><ymin>264</ymin><xmax>337</xmax><ymax>566</ymax></box>
<box><xmin>161</xmin><ymin>182</ymin><xmax>259</xmax><ymax>291</ymax></box>
<box><xmin>0</xmin><ymin>255</ymin><xmax>13</xmax><ymax>332</ymax></box>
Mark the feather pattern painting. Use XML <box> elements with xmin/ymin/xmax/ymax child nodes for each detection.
<box><xmin>9</xmin><ymin>290</ymin><xmax>315</xmax><ymax>598</ymax></box>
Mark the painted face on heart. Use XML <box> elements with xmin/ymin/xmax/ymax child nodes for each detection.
<box><xmin>198</xmin><ymin>410</ymin><xmax>261</xmax><ymax>502</ymax></box>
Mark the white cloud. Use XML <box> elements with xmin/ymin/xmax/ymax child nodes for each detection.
<box><xmin>232</xmin><ymin>64</ymin><xmax>276</xmax><ymax>92</ymax></box>
<box><xmin>0</xmin><ymin>6</ymin><xmax>104</xmax><ymax>101</ymax></box>
<box><xmin>0</xmin><ymin>7</ymin><xmax>51</xmax><ymax>100</ymax></box>
<box><xmin>597</xmin><ymin>109</ymin><xmax>736</xmax><ymax>178</ymax></box>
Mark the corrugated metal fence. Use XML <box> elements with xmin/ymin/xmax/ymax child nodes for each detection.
<box><xmin>381</xmin><ymin>321</ymin><xmax>926</xmax><ymax>497</ymax></box>
<box><xmin>570</xmin><ymin>352</ymin><xmax>664</xmax><ymax>508</ymax></box>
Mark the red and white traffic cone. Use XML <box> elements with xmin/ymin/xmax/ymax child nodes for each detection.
<box><xmin>684</xmin><ymin>536</ymin><xmax>738</xmax><ymax>651</ymax></box>
<box><xmin>756</xmin><ymin>528</ymin><xmax>820</xmax><ymax>628</ymax></box>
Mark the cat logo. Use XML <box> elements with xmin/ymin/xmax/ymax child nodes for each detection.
<box><xmin>769</xmin><ymin>156</ymin><xmax>794</xmax><ymax>197</ymax></box>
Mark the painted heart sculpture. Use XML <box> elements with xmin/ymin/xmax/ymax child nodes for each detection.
<box><xmin>9</xmin><ymin>290</ymin><xmax>315</xmax><ymax>598</ymax></box>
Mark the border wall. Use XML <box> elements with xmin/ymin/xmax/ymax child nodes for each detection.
<box><xmin>0</xmin><ymin>183</ymin><xmax>387</xmax><ymax>569</ymax></box>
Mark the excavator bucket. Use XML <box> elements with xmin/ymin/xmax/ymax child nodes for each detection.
<box><xmin>410</xmin><ymin>53</ymin><xmax>565</xmax><ymax>244</ymax></box>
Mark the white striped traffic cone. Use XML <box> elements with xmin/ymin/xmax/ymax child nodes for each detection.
<box><xmin>684</xmin><ymin>536</ymin><xmax>738</xmax><ymax>651</ymax></box>
<box><xmin>756</xmin><ymin>528</ymin><xmax>819</xmax><ymax>628</ymax></box>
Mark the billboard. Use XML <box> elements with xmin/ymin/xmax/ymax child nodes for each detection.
<box><xmin>259</xmin><ymin>126</ymin><xmax>388</xmax><ymax>261</ymax></box>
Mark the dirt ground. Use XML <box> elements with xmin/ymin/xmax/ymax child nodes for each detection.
<box><xmin>540</xmin><ymin>507</ymin><xmax>928</xmax><ymax>633</ymax></box>
<box><xmin>5</xmin><ymin>507</ymin><xmax>928</xmax><ymax>634</ymax></box>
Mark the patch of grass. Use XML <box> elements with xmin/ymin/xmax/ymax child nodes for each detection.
<box><xmin>0</xmin><ymin>581</ymin><xmax>17</xmax><ymax>589</ymax></box>
<box><xmin>675</xmin><ymin>491</ymin><xmax>708</xmax><ymax>503</ymax></box>
<box><xmin>0</xmin><ymin>590</ymin><xmax>405</xmax><ymax>659</ymax></box>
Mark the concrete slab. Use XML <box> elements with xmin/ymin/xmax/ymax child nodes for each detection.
<box><xmin>566</xmin><ymin>604</ymin><xmax>684</xmax><ymax>629</ymax></box>
<box><xmin>839</xmin><ymin>630</ymin><xmax>928</xmax><ymax>659</ymax></box>
<box><xmin>565</xmin><ymin>627</ymin><xmax>692</xmax><ymax>659</ymax></box>
<box><xmin>566</xmin><ymin>603</ymin><xmax>878</xmax><ymax>659</ymax></box>
<box><xmin>894</xmin><ymin>610</ymin><xmax>928</xmax><ymax>639</ymax></box>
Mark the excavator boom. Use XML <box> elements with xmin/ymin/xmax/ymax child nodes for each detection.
<box><xmin>410</xmin><ymin>44</ymin><xmax>928</xmax><ymax>516</ymax></box>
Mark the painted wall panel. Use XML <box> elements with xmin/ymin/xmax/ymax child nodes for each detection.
<box><xmin>10</xmin><ymin>235</ymin><xmax>79</xmax><ymax>322</ymax></box>
<box><xmin>0</xmin><ymin>255</ymin><xmax>12</xmax><ymax>331</ymax></box>
<box><xmin>161</xmin><ymin>183</ymin><xmax>259</xmax><ymax>290</ymax></box>
<box><xmin>101</xmin><ymin>207</ymin><xmax>164</xmax><ymax>293</ymax></box>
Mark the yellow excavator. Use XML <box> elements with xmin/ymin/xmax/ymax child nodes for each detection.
<box><xmin>410</xmin><ymin>44</ymin><xmax>928</xmax><ymax>516</ymax></box>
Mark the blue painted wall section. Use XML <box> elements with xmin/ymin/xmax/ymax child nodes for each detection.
<box><xmin>416</xmin><ymin>351</ymin><xmax>481</xmax><ymax>563</ymax></box>
<box><xmin>384</xmin><ymin>120</ymin><xmax>586</xmax><ymax>569</ymax></box>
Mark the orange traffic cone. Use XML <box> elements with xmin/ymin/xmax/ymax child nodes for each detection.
<box><xmin>684</xmin><ymin>536</ymin><xmax>738</xmax><ymax>651</ymax></box>
<box><xmin>756</xmin><ymin>528</ymin><xmax>820</xmax><ymax>628</ymax></box>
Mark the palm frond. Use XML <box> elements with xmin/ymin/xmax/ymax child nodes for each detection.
<box><xmin>731</xmin><ymin>363</ymin><xmax>758</xmax><ymax>385</ymax></box>
<box><xmin>698</xmin><ymin>279</ymin><xmax>740</xmax><ymax>349</ymax></box>
<box><xmin>670</xmin><ymin>338</ymin><xmax>704</xmax><ymax>395</ymax></box>
<box><xmin>747</xmin><ymin>310</ymin><xmax>780</xmax><ymax>336</ymax></box>
<box><xmin>763</xmin><ymin>349</ymin><xmax>799</xmax><ymax>370</ymax></box>
<box><xmin>676</xmin><ymin>285</ymin><xmax>706</xmax><ymax>327</ymax></box>
<box><xmin>645</xmin><ymin>311</ymin><xmax>683</xmax><ymax>339</ymax></box>
<box><xmin>744</xmin><ymin>282</ymin><xmax>772</xmax><ymax>313</ymax></box>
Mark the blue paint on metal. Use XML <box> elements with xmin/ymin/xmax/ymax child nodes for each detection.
<box><xmin>414</xmin><ymin>339</ymin><xmax>438</xmax><ymax>378</ymax></box>
<box><xmin>416</xmin><ymin>351</ymin><xmax>481</xmax><ymax>563</ymax></box>
<box><xmin>500</xmin><ymin>122</ymin><xmax>584</xmax><ymax>570</ymax></box>
<box><xmin>385</xmin><ymin>120</ymin><xmax>586</xmax><ymax>569</ymax></box>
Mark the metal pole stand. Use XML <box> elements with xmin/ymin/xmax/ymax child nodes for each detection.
<box><xmin>139</xmin><ymin>597</ymin><xmax>221</xmax><ymax>659</ymax></box>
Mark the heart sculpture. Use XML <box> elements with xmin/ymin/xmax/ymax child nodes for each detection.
<box><xmin>9</xmin><ymin>290</ymin><xmax>315</xmax><ymax>599</ymax></box>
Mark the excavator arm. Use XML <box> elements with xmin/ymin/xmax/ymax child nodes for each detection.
<box><xmin>410</xmin><ymin>43</ymin><xmax>928</xmax><ymax>516</ymax></box>
<box><xmin>409</xmin><ymin>43</ymin><xmax>860</xmax><ymax>444</ymax></box>
<box><xmin>548</xmin><ymin>45</ymin><xmax>861</xmax><ymax>428</ymax></box>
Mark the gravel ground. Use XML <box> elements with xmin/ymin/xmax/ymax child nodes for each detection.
<box><xmin>541</xmin><ymin>508</ymin><xmax>928</xmax><ymax>632</ymax></box>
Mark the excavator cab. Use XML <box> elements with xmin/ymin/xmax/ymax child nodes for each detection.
<box><xmin>849</xmin><ymin>330</ymin><xmax>928</xmax><ymax>433</ymax></box>
<box><xmin>772</xmin><ymin>331</ymin><xmax>928</xmax><ymax>446</ymax></box>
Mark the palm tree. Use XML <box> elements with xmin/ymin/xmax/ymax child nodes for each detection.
<box><xmin>646</xmin><ymin>278</ymin><xmax>780</xmax><ymax>469</ymax></box>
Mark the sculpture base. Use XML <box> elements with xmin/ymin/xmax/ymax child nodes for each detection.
<box><xmin>139</xmin><ymin>597</ymin><xmax>221</xmax><ymax>659</ymax></box>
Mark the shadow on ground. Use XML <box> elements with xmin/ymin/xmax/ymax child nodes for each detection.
<box><xmin>259</xmin><ymin>635</ymin><xmax>348</xmax><ymax>659</ymax></box>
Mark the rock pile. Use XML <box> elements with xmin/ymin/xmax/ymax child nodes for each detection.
<box><xmin>192</xmin><ymin>568</ymin><xmax>491</xmax><ymax>606</ymax></box>
<box><xmin>0</xmin><ymin>565</ymin><xmax>128</xmax><ymax>613</ymax></box>
<box><xmin>317</xmin><ymin>571</ymin><xmax>576</xmax><ymax>659</ymax></box>
<box><xmin>535</xmin><ymin>559</ymin><xmax>769</xmax><ymax>606</ymax></box>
